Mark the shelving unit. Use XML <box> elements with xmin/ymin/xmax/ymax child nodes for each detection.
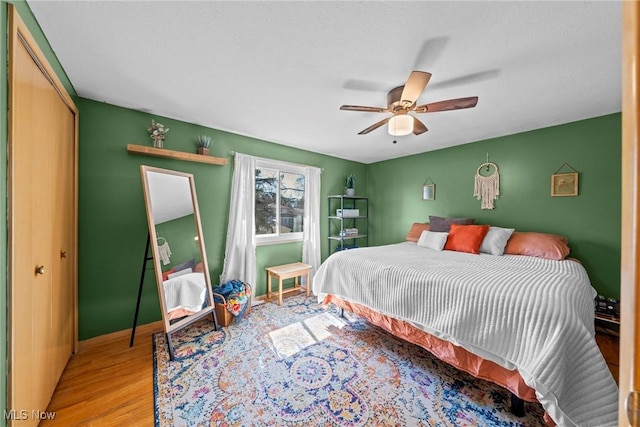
<box><xmin>126</xmin><ymin>144</ymin><xmax>228</xmax><ymax>165</ymax></box>
<box><xmin>328</xmin><ymin>195</ymin><xmax>368</xmax><ymax>253</ymax></box>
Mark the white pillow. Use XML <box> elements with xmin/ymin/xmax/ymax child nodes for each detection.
<box><xmin>480</xmin><ymin>226</ymin><xmax>515</xmax><ymax>255</ymax></box>
<box><xmin>167</xmin><ymin>267</ymin><xmax>193</xmax><ymax>280</ymax></box>
<box><xmin>417</xmin><ymin>230</ymin><xmax>449</xmax><ymax>251</ymax></box>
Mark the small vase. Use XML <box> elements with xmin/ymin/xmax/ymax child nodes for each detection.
<box><xmin>197</xmin><ymin>147</ymin><xmax>210</xmax><ymax>156</ymax></box>
<box><xmin>153</xmin><ymin>138</ymin><xmax>164</xmax><ymax>149</ymax></box>
<box><xmin>346</xmin><ymin>188</ymin><xmax>355</xmax><ymax>196</ymax></box>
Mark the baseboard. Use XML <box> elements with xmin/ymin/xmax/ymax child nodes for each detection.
<box><xmin>78</xmin><ymin>320</ymin><xmax>164</xmax><ymax>352</ymax></box>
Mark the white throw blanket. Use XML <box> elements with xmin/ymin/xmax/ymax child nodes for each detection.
<box><xmin>313</xmin><ymin>242</ymin><xmax>618</xmax><ymax>427</ymax></box>
<box><xmin>162</xmin><ymin>272</ymin><xmax>207</xmax><ymax>314</ymax></box>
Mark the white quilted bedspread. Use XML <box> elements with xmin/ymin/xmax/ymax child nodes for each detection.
<box><xmin>312</xmin><ymin>242</ymin><xmax>618</xmax><ymax>427</ymax></box>
<box><xmin>162</xmin><ymin>272</ymin><xmax>207</xmax><ymax>313</ymax></box>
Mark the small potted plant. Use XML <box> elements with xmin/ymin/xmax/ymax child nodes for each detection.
<box><xmin>194</xmin><ymin>135</ymin><xmax>212</xmax><ymax>155</ymax></box>
<box><xmin>345</xmin><ymin>173</ymin><xmax>356</xmax><ymax>196</ymax></box>
<box><xmin>147</xmin><ymin>119</ymin><xmax>169</xmax><ymax>148</ymax></box>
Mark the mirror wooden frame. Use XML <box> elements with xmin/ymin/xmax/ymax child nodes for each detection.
<box><xmin>140</xmin><ymin>165</ymin><xmax>218</xmax><ymax>359</ymax></box>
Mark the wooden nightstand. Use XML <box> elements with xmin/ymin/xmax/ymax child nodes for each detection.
<box><xmin>594</xmin><ymin>312</ymin><xmax>620</xmax><ymax>383</ymax></box>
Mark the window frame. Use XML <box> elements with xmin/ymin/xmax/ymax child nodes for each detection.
<box><xmin>255</xmin><ymin>158</ymin><xmax>307</xmax><ymax>246</ymax></box>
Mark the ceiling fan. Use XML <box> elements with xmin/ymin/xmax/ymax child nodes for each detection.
<box><xmin>340</xmin><ymin>71</ymin><xmax>478</xmax><ymax>136</ymax></box>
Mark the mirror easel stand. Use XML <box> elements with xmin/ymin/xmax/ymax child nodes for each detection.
<box><xmin>129</xmin><ymin>233</ymin><xmax>153</xmax><ymax>347</ymax></box>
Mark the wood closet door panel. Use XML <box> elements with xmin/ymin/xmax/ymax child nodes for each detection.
<box><xmin>10</xmin><ymin>35</ymin><xmax>55</xmax><ymax>418</ymax></box>
<box><xmin>10</xmin><ymin>36</ymin><xmax>39</xmax><ymax>418</ymax></box>
<box><xmin>50</xmin><ymin>98</ymin><xmax>76</xmax><ymax>387</ymax></box>
<box><xmin>33</xmin><ymin>55</ymin><xmax>58</xmax><ymax>400</ymax></box>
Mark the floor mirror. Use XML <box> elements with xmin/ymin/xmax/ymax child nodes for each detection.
<box><xmin>140</xmin><ymin>165</ymin><xmax>218</xmax><ymax>359</ymax></box>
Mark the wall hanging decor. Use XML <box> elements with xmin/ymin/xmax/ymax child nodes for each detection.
<box><xmin>422</xmin><ymin>177</ymin><xmax>435</xmax><ymax>200</ymax></box>
<box><xmin>551</xmin><ymin>163</ymin><xmax>579</xmax><ymax>197</ymax></box>
<box><xmin>156</xmin><ymin>236</ymin><xmax>172</xmax><ymax>265</ymax></box>
<box><xmin>474</xmin><ymin>154</ymin><xmax>500</xmax><ymax>209</ymax></box>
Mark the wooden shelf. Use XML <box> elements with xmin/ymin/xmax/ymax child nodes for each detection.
<box><xmin>126</xmin><ymin>144</ymin><xmax>228</xmax><ymax>166</ymax></box>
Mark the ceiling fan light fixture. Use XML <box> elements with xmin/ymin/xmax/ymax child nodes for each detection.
<box><xmin>388</xmin><ymin>114</ymin><xmax>413</xmax><ymax>136</ymax></box>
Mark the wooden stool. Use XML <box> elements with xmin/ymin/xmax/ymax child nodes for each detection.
<box><xmin>265</xmin><ymin>262</ymin><xmax>312</xmax><ymax>305</ymax></box>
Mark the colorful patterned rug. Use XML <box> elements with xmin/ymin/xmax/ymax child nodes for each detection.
<box><xmin>154</xmin><ymin>294</ymin><xmax>545</xmax><ymax>426</ymax></box>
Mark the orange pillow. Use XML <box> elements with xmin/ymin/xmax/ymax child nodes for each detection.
<box><xmin>504</xmin><ymin>232</ymin><xmax>570</xmax><ymax>260</ymax></box>
<box><xmin>162</xmin><ymin>268</ymin><xmax>175</xmax><ymax>281</ymax></box>
<box><xmin>406</xmin><ymin>223</ymin><xmax>431</xmax><ymax>242</ymax></box>
<box><xmin>444</xmin><ymin>224</ymin><xmax>490</xmax><ymax>254</ymax></box>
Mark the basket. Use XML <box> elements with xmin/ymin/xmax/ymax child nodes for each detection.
<box><xmin>213</xmin><ymin>282</ymin><xmax>252</xmax><ymax>327</ymax></box>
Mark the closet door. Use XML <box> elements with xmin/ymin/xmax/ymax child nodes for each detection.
<box><xmin>10</xmin><ymin>27</ymin><xmax>55</xmax><ymax>417</ymax></box>
<box><xmin>50</xmin><ymin>87</ymin><xmax>76</xmax><ymax>388</ymax></box>
<box><xmin>8</xmin><ymin>7</ymin><xmax>78</xmax><ymax>425</ymax></box>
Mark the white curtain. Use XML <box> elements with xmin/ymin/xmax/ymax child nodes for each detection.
<box><xmin>303</xmin><ymin>166</ymin><xmax>322</xmax><ymax>281</ymax></box>
<box><xmin>220</xmin><ymin>153</ymin><xmax>256</xmax><ymax>287</ymax></box>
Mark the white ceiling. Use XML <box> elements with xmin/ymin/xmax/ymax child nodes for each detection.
<box><xmin>27</xmin><ymin>1</ymin><xmax>622</xmax><ymax>164</ymax></box>
<box><xmin>147</xmin><ymin>170</ymin><xmax>194</xmax><ymax>225</ymax></box>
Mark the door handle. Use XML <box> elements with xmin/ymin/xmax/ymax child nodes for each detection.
<box><xmin>627</xmin><ymin>391</ymin><xmax>640</xmax><ymax>426</ymax></box>
<box><xmin>35</xmin><ymin>265</ymin><xmax>45</xmax><ymax>275</ymax></box>
<box><xmin>60</xmin><ymin>250</ymin><xmax>68</xmax><ymax>259</ymax></box>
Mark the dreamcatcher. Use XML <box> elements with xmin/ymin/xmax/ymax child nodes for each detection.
<box><xmin>473</xmin><ymin>159</ymin><xmax>500</xmax><ymax>210</ymax></box>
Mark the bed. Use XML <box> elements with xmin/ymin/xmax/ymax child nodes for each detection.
<box><xmin>162</xmin><ymin>271</ymin><xmax>207</xmax><ymax>320</ymax></box>
<box><xmin>312</xmin><ymin>223</ymin><xmax>618</xmax><ymax>427</ymax></box>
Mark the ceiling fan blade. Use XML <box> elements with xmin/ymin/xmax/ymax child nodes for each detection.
<box><xmin>340</xmin><ymin>105</ymin><xmax>387</xmax><ymax>113</ymax></box>
<box><xmin>358</xmin><ymin>117</ymin><xmax>390</xmax><ymax>135</ymax></box>
<box><xmin>427</xmin><ymin>70</ymin><xmax>499</xmax><ymax>91</ymax></box>
<box><xmin>415</xmin><ymin>96</ymin><xmax>478</xmax><ymax>113</ymax></box>
<box><xmin>413</xmin><ymin>117</ymin><xmax>428</xmax><ymax>135</ymax></box>
<box><xmin>400</xmin><ymin>71</ymin><xmax>432</xmax><ymax>105</ymax></box>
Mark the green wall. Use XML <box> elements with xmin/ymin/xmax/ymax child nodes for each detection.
<box><xmin>77</xmin><ymin>98</ymin><xmax>366</xmax><ymax>339</ymax></box>
<box><xmin>1</xmin><ymin>1</ymin><xmax>78</xmax><ymax>424</ymax></box>
<box><xmin>368</xmin><ymin>113</ymin><xmax>621</xmax><ymax>299</ymax></box>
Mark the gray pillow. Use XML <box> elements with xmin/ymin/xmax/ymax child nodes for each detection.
<box><xmin>172</xmin><ymin>258</ymin><xmax>195</xmax><ymax>272</ymax></box>
<box><xmin>417</xmin><ymin>230</ymin><xmax>449</xmax><ymax>251</ymax></box>
<box><xmin>429</xmin><ymin>215</ymin><xmax>475</xmax><ymax>232</ymax></box>
<box><xmin>480</xmin><ymin>226</ymin><xmax>515</xmax><ymax>256</ymax></box>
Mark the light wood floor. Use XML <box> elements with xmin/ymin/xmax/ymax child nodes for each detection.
<box><xmin>42</xmin><ymin>321</ymin><xmax>163</xmax><ymax>426</ymax></box>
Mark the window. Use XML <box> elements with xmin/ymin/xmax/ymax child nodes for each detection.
<box><xmin>255</xmin><ymin>159</ymin><xmax>306</xmax><ymax>245</ymax></box>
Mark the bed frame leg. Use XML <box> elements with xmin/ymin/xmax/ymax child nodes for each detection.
<box><xmin>510</xmin><ymin>394</ymin><xmax>525</xmax><ymax>417</ymax></box>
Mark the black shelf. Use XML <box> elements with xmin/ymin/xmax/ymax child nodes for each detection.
<box><xmin>328</xmin><ymin>195</ymin><xmax>368</xmax><ymax>252</ymax></box>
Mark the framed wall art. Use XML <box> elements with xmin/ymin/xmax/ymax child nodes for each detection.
<box><xmin>551</xmin><ymin>163</ymin><xmax>579</xmax><ymax>197</ymax></box>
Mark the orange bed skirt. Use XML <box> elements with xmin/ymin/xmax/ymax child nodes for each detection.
<box><xmin>323</xmin><ymin>295</ymin><xmax>555</xmax><ymax>426</ymax></box>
